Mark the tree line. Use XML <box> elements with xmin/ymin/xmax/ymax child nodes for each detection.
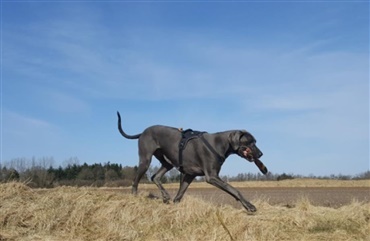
<box><xmin>1</xmin><ymin>157</ymin><xmax>369</xmax><ymax>188</ymax></box>
<box><xmin>0</xmin><ymin>157</ymin><xmax>182</xmax><ymax>188</ymax></box>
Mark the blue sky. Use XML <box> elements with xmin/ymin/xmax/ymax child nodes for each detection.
<box><xmin>1</xmin><ymin>1</ymin><xmax>369</xmax><ymax>177</ymax></box>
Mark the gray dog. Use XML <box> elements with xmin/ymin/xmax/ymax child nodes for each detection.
<box><xmin>117</xmin><ymin>111</ymin><xmax>266</xmax><ymax>212</ymax></box>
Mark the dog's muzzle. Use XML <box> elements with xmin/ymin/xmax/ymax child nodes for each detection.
<box><xmin>239</xmin><ymin>144</ymin><xmax>263</xmax><ymax>162</ymax></box>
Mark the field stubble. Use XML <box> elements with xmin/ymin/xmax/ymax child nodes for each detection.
<box><xmin>0</xmin><ymin>181</ymin><xmax>369</xmax><ymax>241</ymax></box>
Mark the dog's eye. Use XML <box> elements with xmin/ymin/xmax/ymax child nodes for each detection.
<box><xmin>247</xmin><ymin>140</ymin><xmax>256</xmax><ymax>146</ymax></box>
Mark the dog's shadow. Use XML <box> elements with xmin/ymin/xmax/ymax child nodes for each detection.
<box><xmin>147</xmin><ymin>192</ymin><xmax>160</xmax><ymax>200</ymax></box>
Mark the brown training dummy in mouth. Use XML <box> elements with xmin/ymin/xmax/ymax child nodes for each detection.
<box><xmin>254</xmin><ymin>159</ymin><xmax>268</xmax><ymax>175</ymax></box>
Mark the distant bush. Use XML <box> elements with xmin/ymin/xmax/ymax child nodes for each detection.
<box><xmin>277</xmin><ymin>173</ymin><xmax>294</xmax><ymax>181</ymax></box>
<box><xmin>353</xmin><ymin>170</ymin><xmax>370</xmax><ymax>180</ymax></box>
<box><xmin>1</xmin><ymin>168</ymin><xmax>20</xmax><ymax>181</ymax></box>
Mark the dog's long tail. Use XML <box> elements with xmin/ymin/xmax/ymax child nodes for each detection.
<box><xmin>117</xmin><ymin>111</ymin><xmax>141</xmax><ymax>139</ymax></box>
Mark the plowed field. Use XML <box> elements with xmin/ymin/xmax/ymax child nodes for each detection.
<box><xmin>119</xmin><ymin>182</ymin><xmax>369</xmax><ymax>209</ymax></box>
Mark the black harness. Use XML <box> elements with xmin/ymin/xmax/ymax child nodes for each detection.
<box><xmin>178</xmin><ymin>129</ymin><xmax>224</xmax><ymax>171</ymax></box>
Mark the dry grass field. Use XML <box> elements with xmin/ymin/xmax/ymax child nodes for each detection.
<box><xmin>1</xmin><ymin>181</ymin><xmax>369</xmax><ymax>241</ymax></box>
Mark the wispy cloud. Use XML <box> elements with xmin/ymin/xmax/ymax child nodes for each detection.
<box><xmin>3</xmin><ymin>111</ymin><xmax>56</xmax><ymax>134</ymax></box>
<box><xmin>44</xmin><ymin>91</ymin><xmax>90</xmax><ymax>114</ymax></box>
<box><xmin>2</xmin><ymin>110</ymin><xmax>63</xmax><ymax>159</ymax></box>
<box><xmin>6</xmin><ymin>17</ymin><xmax>368</xmax><ymax>139</ymax></box>
<box><xmin>5</xmin><ymin>9</ymin><xmax>366</xmax><ymax>103</ymax></box>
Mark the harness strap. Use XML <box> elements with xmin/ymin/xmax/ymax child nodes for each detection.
<box><xmin>178</xmin><ymin>130</ymin><xmax>204</xmax><ymax>170</ymax></box>
<box><xmin>178</xmin><ymin>130</ymin><xmax>224</xmax><ymax>171</ymax></box>
<box><xmin>199</xmin><ymin>135</ymin><xmax>224</xmax><ymax>166</ymax></box>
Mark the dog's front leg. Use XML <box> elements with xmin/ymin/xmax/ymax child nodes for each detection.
<box><xmin>205</xmin><ymin>175</ymin><xmax>257</xmax><ymax>212</ymax></box>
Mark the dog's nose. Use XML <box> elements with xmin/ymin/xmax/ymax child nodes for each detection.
<box><xmin>258</xmin><ymin>151</ymin><xmax>263</xmax><ymax>158</ymax></box>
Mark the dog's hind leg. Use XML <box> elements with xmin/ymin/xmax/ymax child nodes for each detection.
<box><xmin>151</xmin><ymin>164</ymin><xmax>173</xmax><ymax>203</ymax></box>
<box><xmin>132</xmin><ymin>155</ymin><xmax>152</xmax><ymax>195</ymax></box>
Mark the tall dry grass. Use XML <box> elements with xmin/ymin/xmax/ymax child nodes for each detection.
<box><xmin>1</xmin><ymin>182</ymin><xmax>369</xmax><ymax>241</ymax></box>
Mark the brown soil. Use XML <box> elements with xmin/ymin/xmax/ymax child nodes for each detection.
<box><xmin>124</xmin><ymin>186</ymin><xmax>370</xmax><ymax>209</ymax></box>
<box><xmin>189</xmin><ymin>186</ymin><xmax>369</xmax><ymax>208</ymax></box>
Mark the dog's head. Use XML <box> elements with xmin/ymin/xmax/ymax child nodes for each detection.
<box><xmin>229</xmin><ymin>130</ymin><xmax>263</xmax><ymax>162</ymax></box>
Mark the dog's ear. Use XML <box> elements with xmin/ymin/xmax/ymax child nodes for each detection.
<box><xmin>229</xmin><ymin>131</ymin><xmax>245</xmax><ymax>151</ymax></box>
